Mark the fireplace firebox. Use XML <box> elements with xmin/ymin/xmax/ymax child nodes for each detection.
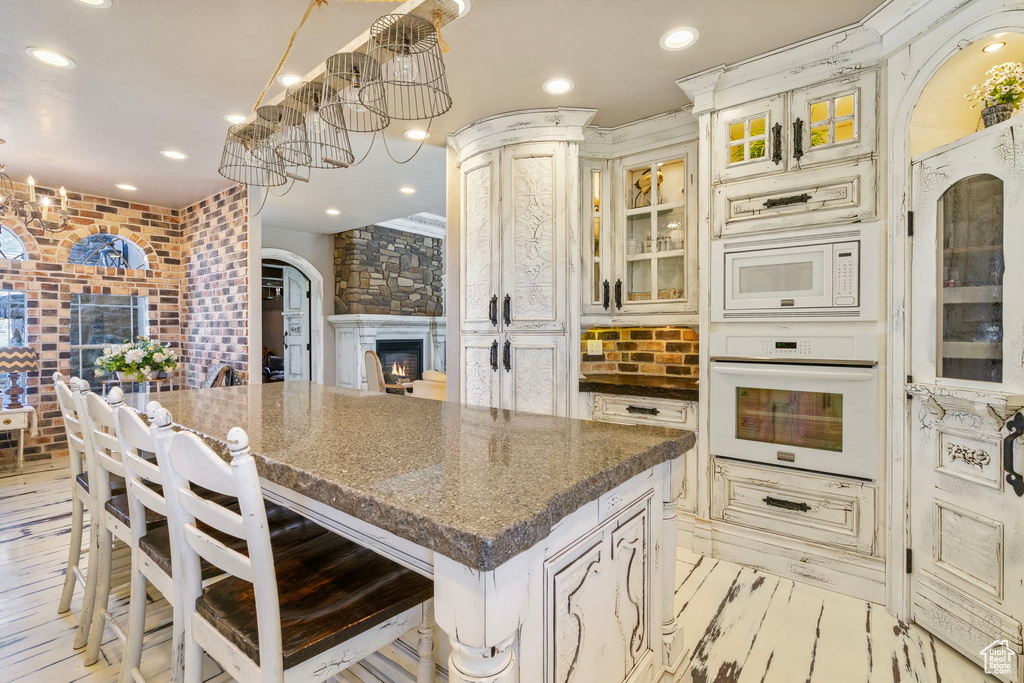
<box><xmin>376</xmin><ymin>339</ymin><xmax>423</xmax><ymax>382</ymax></box>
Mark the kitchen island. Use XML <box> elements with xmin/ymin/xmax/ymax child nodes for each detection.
<box><xmin>131</xmin><ymin>382</ymin><xmax>695</xmax><ymax>683</ymax></box>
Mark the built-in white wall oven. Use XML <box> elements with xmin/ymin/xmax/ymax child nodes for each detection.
<box><xmin>711</xmin><ymin>224</ymin><xmax>878</xmax><ymax>322</ymax></box>
<box><xmin>710</xmin><ymin>334</ymin><xmax>879</xmax><ymax>480</ymax></box>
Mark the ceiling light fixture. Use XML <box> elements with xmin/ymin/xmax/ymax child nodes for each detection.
<box><xmin>115</xmin><ymin>184</ymin><xmax>137</xmax><ymax>191</ymax></box>
<box><xmin>26</xmin><ymin>47</ymin><xmax>76</xmax><ymax>69</ymax></box>
<box><xmin>223</xmin><ymin>114</ymin><xmax>247</xmax><ymax>125</ymax></box>
<box><xmin>0</xmin><ymin>167</ymin><xmax>71</xmax><ymax>232</ymax></box>
<box><xmin>75</xmin><ymin>0</ymin><xmax>113</xmax><ymax>7</ymax></box>
<box><xmin>983</xmin><ymin>41</ymin><xmax>1006</xmax><ymax>53</ymax></box>
<box><xmin>325</xmin><ymin>208</ymin><xmax>341</xmax><ymax>215</ymax></box>
<box><xmin>399</xmin><ymin>186</ymin><xmax>416</xmax><ymax>194</ymax></box>
<box><xmin>404</xmin><ymin>128</ymin><xmax>430</xmax><ymax>140</ymax></box>
<box><xmin>277</xmin><ymin>73</ymin><xmax>302</xmax><ymax>88</ymax></box>
<box><xmin>659</xmin><ymin>27</ymin><xmax>699</xmax><ymax>51</ymax></box>
<box><xmin>454</xmin><ymin>0</ymin><xmax>470</xmax><ymax>17</ymax></box>
<box><xmin>160</xmin><ymin>150</ymin><xmax>188</xmax><ymax>160</ymax></box>
<box><xmin>543</xmin><ymin>77</ymin><xmax>575</xmax><ymax>95</ymax></box>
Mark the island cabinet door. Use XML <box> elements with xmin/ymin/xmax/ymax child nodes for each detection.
<box><xmin>460</xmin><ymin>335</ymin><xmax>499</xmax><ymax>408</ymax></box>
<box><xmin>499</xmin><ymin>334</ymin><xmax>567</xmax><ymax>417</ymax></box>
<box><xmin>500</xmin><ymin>142</ymin><xmax>567</xmax><ymax>334</ymax></box>
<box><xmin>543</xmin><ymin>497</ymin><xmax>655</xmax><ymax>683</ymax></box>
<box><xmin>461</xmin><ymin>150</ymin><xmax>502</xmax><ymax>334</ymax></box>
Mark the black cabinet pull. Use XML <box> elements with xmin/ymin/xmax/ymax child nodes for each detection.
<box><xmin>1003</xmin><ymin>411</ymin><xmax>1024</xmax><ymax>497</ymax></box>
<box><xmin>792</xmin><ymin>118</ymin><xmax>804</xmax><ymax>162</ymax></box>
<box><xmin>489</xmin><ymin>340</ymin><xmax>498</xmax><ymax>371</ymax></box>
<box><xmin>602</xmin><ymin>280</ymin><xmax>610</xmax><ymax>310</ymax></box>
<box><xmin>626</xmin><ymin>405</ymin><xmax>659</xmax><ymax>416</ymax></box>
<box><xmin>771</xmin><ymin>122</ymin><xmax>783</xmax><ymax>165</ymax></box>
<box><xmin>488</xmin><ymin>295</ymin><xmax>498</xmax><ymax>327</ymax></box>
<box><xmin>502</xmin><ymin>339</ymin><xmax>511</xmax><ymax>372</ymax></box>
<box><xmin>763</xmin><ymin>496</ymin><xmax>811</xmax><ymax>512</ymax></box>
<box><xmin>763</xmin><ymin>193</ymin><xmax>812</xmax><ymax>210</ymax></box>
<box><xmin>614</xmin><ymin>279</ymin><xmax>623</xmax><ymax>310</ymax></box>
<box><xmin>502</xmin><ymin>294</ymin><xmax>511</xmax><ymax>327</ymax></box>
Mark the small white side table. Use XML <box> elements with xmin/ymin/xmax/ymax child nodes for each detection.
<box><xmin>0</xmin><ymin>406</ymin><xmax>38</xmax><ymax>475</ymax></box>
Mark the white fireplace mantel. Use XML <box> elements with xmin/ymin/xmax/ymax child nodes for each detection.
<box><xmin>328</xmin><ymin>314</ymin><xmax>446</xmax><ymax>389</ymax></box>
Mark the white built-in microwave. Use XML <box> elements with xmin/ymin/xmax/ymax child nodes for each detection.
<box><xmin>711</xmin><ymin>224</ymin><xmax>878</xmax><ymax>321</ymax></box>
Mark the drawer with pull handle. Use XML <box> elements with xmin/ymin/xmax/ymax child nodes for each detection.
<box><xmin>711</xmin><ymin>459</ymin><xmax>876</xmax><ymax>555</ymax></box>
<box><xmin>592</xmin><ymin>394</ymin><xmax>695</xmax><ymax>430</ymax></box>
<box><xmin>0</xmin><ymin>412</ymin><xmax>29</xmax><ymax>431</ymax></box>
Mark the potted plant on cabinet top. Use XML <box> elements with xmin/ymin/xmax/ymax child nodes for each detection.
<box><xmin>95</xmin><ymin>338</ymin><xmax>179</xmax><ymax>382</ymax></box>
<box><xmin>967</xmin><ymin>62</ymin><xmax>1024</xmax><ymax>128</ymax></box>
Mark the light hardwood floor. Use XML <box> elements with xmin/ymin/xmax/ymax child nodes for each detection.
<box><xmin>0</xmin><ymin>462</ymin><xmax>994</xmax><ymax>682</ymax></box>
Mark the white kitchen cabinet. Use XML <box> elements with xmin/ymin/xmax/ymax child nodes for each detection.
<box><xmin>500</xmin><ymin>334</ymin><xmax>568</xmax><ymax>416</ymax></box>
<box><xmin>460</xmin><ymin>334</ymin><xmax>499</xmax><ymax>409</ymax></box>
<box><xmin>712</xmin><ymin>93</ymin><xmax>787</xmax><ymax>183</ymax></box>
<box><xmin>789</xmin><ymin>70</ymin><xmax>877</xmax><ymax>168</ymax></box>
<box><xmin>582</xmin><ymin>158</ymin><xmax>613</xmax><ymax>316</ymax></box>
<box><xmin>592</xmin><ymin>394</ymin><xmax>697</xmax><ymax>431</ymax></box>
<box><xmin>459</xmin><ymin>150</ymin><xmax>502</xmax><ymax>334</ymax></box>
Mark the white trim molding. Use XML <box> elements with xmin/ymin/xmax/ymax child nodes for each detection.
<box><xmin>261</xmin><ymin>247</ymin><xmax>326</xmax><ymax>385</ymax></box>
<box><xmin>374</xmin><ymin>213</ymin><xmax>447</xmax><ymax>240</ymax></box>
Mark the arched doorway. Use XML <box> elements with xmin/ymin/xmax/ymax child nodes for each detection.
<box><xmin>260</xmin><ymin>248</ymin><xmax>325</xmax><ymax>384</ymax></box>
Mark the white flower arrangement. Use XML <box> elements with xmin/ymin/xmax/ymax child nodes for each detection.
<box><xmin>966</xmin><ymin>62</ymin><xmax>1024</xmax><ymax>109</ymax></box>
<box><xmin>95</xmin><ymin>337</ymin><xmax>178</xmax><ymax>379</ymax></box>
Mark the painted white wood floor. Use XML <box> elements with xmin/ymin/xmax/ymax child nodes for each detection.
<box><xmin>0</xmin><ymin>462</ymin><xmax>993</xmax><ymax>682</ymax></box>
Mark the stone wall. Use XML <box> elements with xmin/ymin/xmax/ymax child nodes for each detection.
<box><xmin>180</xmin><ymin>185</ymin><xmax>250</xmax><ymax>388</ymax></box>
<box><xmin>334</xmin><ymin>225</ymin><xmax>443</xmax><ymax>316</ymax></box>
<box><xmin>581</xmin><ymin>326</ymin><xmax>699</xmax><ymax>378</ymax></box>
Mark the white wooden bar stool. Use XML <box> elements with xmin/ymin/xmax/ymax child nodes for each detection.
<box><xmin>156</xmin><ymin>419</ymin><xmax>437</xmax><ymax>683</ymax></box>
<box><xmin>111</xmin><ymin>396</ymin><xmax>330</xmax><ymax>683</ymax></box>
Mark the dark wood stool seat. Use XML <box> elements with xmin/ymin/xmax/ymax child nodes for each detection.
<box><xmin>75</xmin><ymin>472</ymin><xmax>126</xmax><ymax>496</ymax></box>
<box><xmin>139</xmin><ymin>503</ymin><xmax>328</xmax><ymax>579</ymax></box>
<box><xmin>105</xmin><ymin>494</ymin><xmax>167</xmax><ymax>528</ymax></box>
<box><xmin>194</xmin><ymin>533</ymin><xmax>433</xmax><ymax>668</ymax></box>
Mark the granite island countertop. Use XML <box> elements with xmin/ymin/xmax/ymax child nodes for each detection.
<box><xmin>579</xmin><ymin>373</ymin><xmax>699</xmax><ymax>401</ymax></box>
<box><xmin>129</xmin><ymin>382</ymin><xmax>695</xmax><ymax>572</ymax></box>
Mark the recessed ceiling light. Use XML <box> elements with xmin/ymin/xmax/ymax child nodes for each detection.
<box><xmin>404</xmin><ymin>129</ymin><xmax>430</xmax><ymax>141</ymax></box>
<box><xmin>325</xmin><ymin>208</ymin><xmax>341</xmax><ymax>215</ymax></box>
<box><xmin>26</xmin><ymin>47</ymin><xmax>76</xmax><ymax>69</ymax></box>
<box><xmin>223</xmin><ymin>113</ymin><xmax>247</xmax><ymax>125</ymax></box>
<box><xmin>75</xmin><ymin>0</ymin><xmax>113</xmax><ymax>7</ymax></box>
<box><xmin>160</xmin><ymin>150</ymin><xmax>188</xmax><ymax>160</ymax></box>
<box><xmin>659</xmin><ymin>27</ymin><xmax>699</xmax><ymax>51</ymax></box>
<box><xmin>399</xmin><ymin>187</ymin><xmax>417</xmax><ymax>194</ymax></box>
<box><xmin>277</xmin><ymin>73</ymin><xmax>302</xmax><ymax>88</ymax></box>
<box><xmin>543</xmin><ymin>77</ymin><xmax>575</xmax><ymax>95</ymax></box>
<box><xmin>983</xmin><ymin>41</ymin><xmax>1006</xmax><ymax>53</ymax></box>
<box><xmin>454</xmin><ymin>0</ymin><xmax>470</xmax><ymax>17</ymax></box>
<box><xmin>115</xmin><ymin>184</ymin><xmax>137</xmax><ymax>191</ymax></box>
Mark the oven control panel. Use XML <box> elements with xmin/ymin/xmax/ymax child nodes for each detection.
<box><xmin>709</xmin><ymin>333</ymin><xmax>879</xmax><ymax>363</ymax></box>
<box><xmin>832</xmin><ymin>241</ymin><xmax>859</xmax><ymax>306</ymax></box>
<box><xmin>761</xmin><ymin>340</ymin><xmax>813</xmax><ymax>357</ymax></box>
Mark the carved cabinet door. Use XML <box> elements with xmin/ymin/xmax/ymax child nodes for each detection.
<box><xmin>460</xmin><ymin>334</ymin><xmax>499</xmax><ymax>409</ymax></box>
<box><xmin>908</xmin><ymin>122</ymin><xmax>1024</xmax><ymax>681</ymax></box>
<box><xmin>461</xmin><ymin>150</ymin><xmax>502</xmax><ymax>334</ymax></box>
<box><xmin>498</xmin><ymin>334</ymin><xmax>567</xmax><ymax>417</ymax></box>
<box><xmin>499</xmin><ymin>142</ymin><xmax>566</xmax><ymax>334</ymax></box>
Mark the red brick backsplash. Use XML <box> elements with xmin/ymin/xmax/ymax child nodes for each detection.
<box><xmin>581</xmin><ymin>327</ymin><xmax>699</xmax><ymax>378</ymax></box>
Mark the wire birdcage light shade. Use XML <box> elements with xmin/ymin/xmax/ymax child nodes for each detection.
<box><xmin>360</xmin><ymin>14</ymin><xmax>452</xmax><ymax>121</ymax></box>
<box><xmin>320</xmin><ymin>52</ymin><xmax>390</xmax><ymax>133</ymax></box>
<box><xmin>281</xmin><ymin>81</ymin><xmax>355</xmax><ymax>168</ymax></box>
<box><xmin>217</xmin><ymin>123</ymin><xmax>288</xmax><ymax>187</ymax></box>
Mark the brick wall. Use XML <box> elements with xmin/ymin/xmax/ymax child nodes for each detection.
<box><xmin>334</xmin><ymin>225</ymin><xmax>443</xmax><ymax>316</ymax></box>
<box><xmin>581</xmin><ymin>327</ymin><xmax>699</xmax><ymax>378</ymax></box>
<box><xmin>0</xmin><ymin>182</ymin><xmax>183</xmax><ymax>465</ymax></box>
<box><xmin>180</xmin><ymin>185</ymin><xmax>249</xmax><ymax>388</ymax></box>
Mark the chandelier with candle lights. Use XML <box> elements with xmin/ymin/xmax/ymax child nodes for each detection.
<box><xmin>217</xmin><ymin>1</ymin><xmax>455</xmax><ymax>196</ymax></box>
<box><xmin>0</xmin><ymin>162</ymin><xmax>71</xmax><ymax>233</ymax></box>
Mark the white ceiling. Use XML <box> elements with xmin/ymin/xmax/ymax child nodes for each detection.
<box><xmin>0</xmin><ymin>0</ymin><xmax>881</xmax><ymax>233</ymax></box>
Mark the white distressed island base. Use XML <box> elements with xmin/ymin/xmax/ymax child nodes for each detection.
<box><xmin>129</xmin><ymin>383</ymin><xmax>695</xmax><ymax>683</ymax></box>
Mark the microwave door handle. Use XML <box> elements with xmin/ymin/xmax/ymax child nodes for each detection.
<box><xmin>711</xmin><ymin>366</ymin><xmax>875</xmax><ymax>382</ymax></box>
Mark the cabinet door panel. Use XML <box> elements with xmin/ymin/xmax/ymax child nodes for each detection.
<box><xmin>500</xmin><ymin>334</ymin><xmax>567</xmax><ymax>416</ymax></box>
<box><xmin>501</xmin><ymin>143</ymin><xmax>566</xmax><ymax>332</ymax></box>
<box><xmin>790</xmin><ymin>70</ymin><xmax>877</xmax><ymax>168</ymax></box>
<box><xmin>582</xmin><ymin>158</ymin><xmax>612</xmax><ymax>317</ymax></box>
<box><xmin>461</xmin><ymin>151</ymin><xmax>501</xmax><ymax>333</ymax></box>
<box><xmin>460</xmin><ymin>335</ymin><xmax>498</xmax><ymax>408</ymax></box>
<box><xmin>712</xmin><ymin>94</ymin><xmax>787</xmax><ymax>183</ymax></box>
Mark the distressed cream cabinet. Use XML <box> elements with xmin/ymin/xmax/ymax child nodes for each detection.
<box><xmin>711</xmin><ymin>70</ymin><xmax>879</xmax><ymax>237</ymax></box>
<box><xmin>452</xmin><ymin>109</ymin><xmax>594</xmax><ymax>417</ymax></box>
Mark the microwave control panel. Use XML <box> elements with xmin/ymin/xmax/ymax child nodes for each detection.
<box><xmin>833</xmin><ymin>242</ymin><xmax>859</xmax><ymax>306</ymax></box>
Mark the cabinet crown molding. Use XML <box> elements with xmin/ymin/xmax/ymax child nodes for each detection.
<box><xmin>448</xmin><ymin>107</ymin><xmax>597</xmax><ymax>163</ymax></box>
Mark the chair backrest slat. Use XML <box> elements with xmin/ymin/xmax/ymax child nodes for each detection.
<box><xmin>177</xmin><ymin>487</ymin><xmax>246</xmax><ymax>539</ymax></box>
<box><xmin>79</xmin><ymin>386</ymin><xmax>125</xmax><ymax>480</ymax></box>
<box><xmin>111</xmin><ymin>393</ymin><xmax>169</xmax><ymax>544</ymax></box>
<box><xmin>168</xmin><ymin>431</ymin><xmax>237</xmax><ymax>497</ymax></box>
<box><xmin>182</xmin><ymin>523</ymin><xmax>254</xmax><ymax>583</ymax></box>
<box><xmin>53</xmin><ymin>375</ymin><xmax>86</xmax><ymax>478</ymax></box>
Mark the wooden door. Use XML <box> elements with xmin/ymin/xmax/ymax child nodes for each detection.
<box><xmin>460</xmin><ymin>150</ymin><xmax>502</xmax><ymax>334</ymax></box>
<box><xmin>712</xmin><ymin>93</ymin><xmax>787</xmax><ymax>183</ymax></box>
<box><xmin>500</xmin><ymin>142</ymin><xmax>566</xmax><ymax>334</ymax></box>
<box><xmin>909</xmin><ymin>122</ymin><xmax>1024</xmax><ymax>682</ymax></box>
<box><xmin>282</xmin><ymin>265</ymin><xmax>310</xmax><ymax>382</ymax></box>
<box><xmin>460</xmin><ymin>334</ymin><xmax>499</xmax><ymax>409</ymax></box>
<box><xmin>499</xmin><ymin>334</ymin><xmax>567</xmax><ymax>417</ymax></box>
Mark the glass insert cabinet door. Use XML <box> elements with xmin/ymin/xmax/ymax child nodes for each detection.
<box><xmin>582</xmin><ymin>158</ymin><xmax>611</xmax><ymax>314</ymax></box>
<box><xmin>712</xmin><ymin>93</ymin><xmax>786</xmax><ymax>183</ymax></box>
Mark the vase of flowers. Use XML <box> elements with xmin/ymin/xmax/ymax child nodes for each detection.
<box><xmin>95</xmin><ymin>338</ymin><xmax>178</xmax><ymax>382</ymax></box>
<box><xmin>967</xmin><ymin>62</ymin><xmax>1024</xmax><ymax>128</ymax></box>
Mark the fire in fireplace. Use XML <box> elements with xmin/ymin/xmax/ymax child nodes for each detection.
<box><xmin>376</xmin><ymin>339</ymin><xmax>423</xmax><ymax>382</ymax></box>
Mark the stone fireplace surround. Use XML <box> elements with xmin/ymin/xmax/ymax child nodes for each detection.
<box><xmin>328</xmin><ymin>314</ymin><xmax>445</xmax><ymax>390</ymax></box>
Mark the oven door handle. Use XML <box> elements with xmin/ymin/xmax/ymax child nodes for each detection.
<box><xmin>711</xmin><ymin>365</ymin><xmax>875</xmax><ymax>381</ymax></box>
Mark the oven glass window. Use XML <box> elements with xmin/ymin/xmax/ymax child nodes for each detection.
<box><xmin>736</xmin><ymin>387</ymin><xmax>843</xmax><ymax>452</ymax></box>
